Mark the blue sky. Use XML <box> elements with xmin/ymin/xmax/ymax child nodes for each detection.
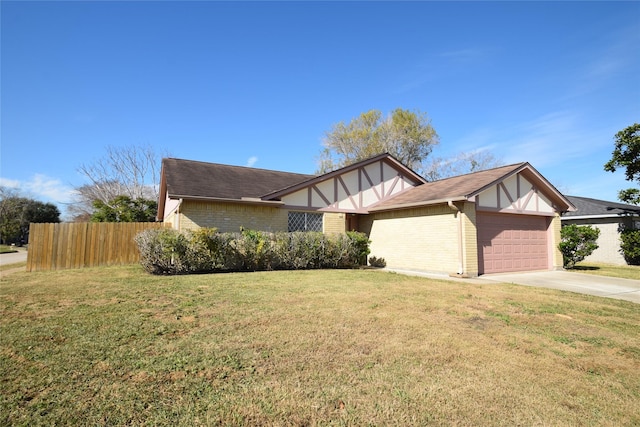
<box><xmin>2</xmin><ymin>1</ymin><xmax>639</xmax><ymax>217</ymax></box>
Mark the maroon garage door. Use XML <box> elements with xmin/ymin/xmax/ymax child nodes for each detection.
<box><xmin>477</xmin><ymin>212</ymin><xmax>550</xmax><ymax>275</ymax></box>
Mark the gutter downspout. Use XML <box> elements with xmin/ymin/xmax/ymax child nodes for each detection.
<box><xmin>448</xmin><ymin>201</ymin><xmax>464</xmax><ymax>275</ymax></box>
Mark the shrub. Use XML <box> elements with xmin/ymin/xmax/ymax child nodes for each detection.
<box><xmin>346</xmin><ymin>231</ymin><xmax>371</xmax><ymax>266</ymax></box>
<box><xmin>620</xmin><ymin>229</ymin><xmax>640</xmax><ymax>265</ymax></box>
<box><xmin>368</xmin><ymin>256</ymin><xmax>386</xmax><ymax>268</ymax></box>
<box><xmin>559</xmin><ymin>224</ymin><xmax>600</xmax><ymax>269</ymax></box>
<box><xmin>135</xmin><ymin>228</ymin><xmax>190</xmax><ymax>275</ymax></box>
<box><xmin>135</xmin><ymin>228</ymin><xmax>371</xmax><ymax>275</ymax></box>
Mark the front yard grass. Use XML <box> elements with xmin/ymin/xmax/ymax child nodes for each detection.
<box><xmin>572</xmin><ymin>262</ymin><xmax>640</xmax><ymax>280</ymax></box>
<box><xmin>0</xmin><ymin>244</ymin><xmax>18</xmax><ymax>254</ymax></box>
<box><xmin>1</xmin><ymin>265</ymin><xmax>639</xmax><ymax>426</ymax></box>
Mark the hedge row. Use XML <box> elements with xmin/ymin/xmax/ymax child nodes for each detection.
<box><xmin>134</xmin><ymin>228</ymin><xmax>371</xmax><ymax>275</ymax></box>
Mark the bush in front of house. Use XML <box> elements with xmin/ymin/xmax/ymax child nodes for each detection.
<box><xmin>559</xmin><ymin>224</ymin><xmax>601</xmax><ymax>269</ymax></box>
<box><xmin>135</xmin><ymin>228</ymin><xmax>371</xmax><ymax>275</ymax></box>
<box><xmin>619</xmin><ymin>228</ymin><xmax>640</xmax><ymax>265</ymax></box>
<box><xmin>368</xmin><ymin>256</ymin><xmax>387</xmax><ymax>268</ymax></box>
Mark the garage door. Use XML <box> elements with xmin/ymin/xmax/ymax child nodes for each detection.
<box><xmin>477</xmin><ymin>212</ymin><xmax>550</xmax><ymax>275</ymax></box>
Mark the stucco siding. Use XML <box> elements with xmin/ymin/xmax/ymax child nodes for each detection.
<box><xmin>179</xmin><ymin>201</ymin><xmax>288</xmax><ymax>233</ymax></box>
<box><xmin>366</xmin><ymin>205</ymin><xmax>459</xmax><ymax>274</ymax></box>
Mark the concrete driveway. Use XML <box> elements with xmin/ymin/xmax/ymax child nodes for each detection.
<box><xmin>388</xmin><ymin>268</ymin><xmax>640</xmax><ymax>304</ymax></box>
<box><xmin>478</xmin><ymin>270</ymin><xmax>640</xmax><ymax>304</ymax></box>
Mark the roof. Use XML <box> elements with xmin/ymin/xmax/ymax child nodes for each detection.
<box><xmin>160</xmin><ymin>158</ymin><xmax>315</xmax><ymax>200</ymax></box>
<box><xmin>158</xmin><ymin>155</ymin><xmax>575</xmax><ymax>219</ymax></box>
<box><xmin>370</xmin><ymin>163</ymin><xmax>527</xmax><ymax>210</ymax></box>
<box><xmin>262</xmin><ymin>152</ymin><xmax>427</xmax><ymax>200</ymax></box>
<box><xmin>562</xmin><ymin>196</ymin><xmax>640</xmax><ymax>219</ymax></box>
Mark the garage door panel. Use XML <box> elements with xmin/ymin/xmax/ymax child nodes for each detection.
<box><xmin>478</xmin><ymin>213</ymin><xmax>549</xmax><ymax>274</ymax></box>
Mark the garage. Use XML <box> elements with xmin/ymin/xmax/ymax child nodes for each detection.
<box><xmin>477</xmin><ymin>212</ymin><xmax>551</xmax><ymax>275</ymax></box>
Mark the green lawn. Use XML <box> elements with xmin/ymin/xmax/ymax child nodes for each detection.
<box><xmin>1</xmin><ymin>265</ymin><xmax>639</xmax><ymax>426</ymax></box>
<box><xmin>0</xmin><ymin>244</ymin><xmax>18</xmax><ymax>254</ymax></box>
<box><xmin>571</xmin><ymin>262</ymin><xmax>640</xmax><ymax>280</ymax></box>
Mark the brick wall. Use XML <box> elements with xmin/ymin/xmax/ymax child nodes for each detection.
<box><xmin>177</xmin><ymin>202</ymin><xmax>350</xmax><ymax>236</ymax></box>
<box><xmin>179</xmin><ymin>201</ymin><xmax>288</xmax><ymax>233</ymax></box>
<box><xmin>323</xmin><ymin>212</ymin><xmax>346</xmax><ymax>234</ymax></box>
<box><xmin>563</xmin><ymin>218</ymin><xmax>628</xmax><ymax>265</ymax></box>
<box><xmin>365</xmin><ymin>205</ymin><xmax>460</xmax><ymax>274</ymax></box>
<box><xmin>550</xmin><ymin>215</ymin><xmax>563</xmax><ymax>269</ymax></box>
<box><xmin>461</xmin><ymin>202</ymin><xmax>478</xmax><ymax>276</ymax></box>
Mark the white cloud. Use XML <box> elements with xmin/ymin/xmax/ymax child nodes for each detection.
<box><xmin>461</xmin><ymin>111</ymin><xmax>609</xmax><ymax>169</ymax></box>
<box><xmin>0</xmin><ymin>174</ymin><xmax>75</xmax><ymax>204</ymax></box>
<box><xmin>0</xmin><ymin>177</ymin><xmax>21</xmax><ymax>189</ymax></box>
<box><xmin>246</xmin><ymin>156</ymin><xmax>258</xmax><ymax>168</ymax></box>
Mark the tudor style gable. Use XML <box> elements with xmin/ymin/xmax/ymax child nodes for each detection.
<box><xmin>264</xmin><ymin>153</ymin><xmax>426</xmax><ymax>213</ymax></box>
<box><xmin>476</xmin><ymin>172</ymin><xmax>555</xmax><ymax>215</ymax></box>
<box><xmin>474</xmin><ymin>164</ymin><xmax>574</xmax><ymax>216</ymax></box>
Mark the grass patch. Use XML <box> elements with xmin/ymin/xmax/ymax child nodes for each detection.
<box><xmin>1</xmin><ymin>266</ymin><xmax>639</xmax><ymax>425</ymax></box>
<box><xmin>0</xmin><ymin>245</ymin><xmax>19</xmax><ymax>254</ymax></box>
<box><xmin>571</xmin><ymin>262</ymin><xmax>640</xmax><ymax>280</ymax></box>
<box><xmin>0</xmin><ymin>261</ymin><xmax>26</xmax><ymax>273</ymax></box>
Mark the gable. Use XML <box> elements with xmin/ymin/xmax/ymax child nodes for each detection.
<box><xmin>476</xmin><ymin>171</ymin><xmax>557</xmax><ymax>215</ymax></box>
<box><xmin>370</xmin><ymin>162</ymin><xmax>574</xmax><ymax>214</ymax></box>
<box><xmin>275</xmin><ymin>157</ymin><xmax>425</xmax><ymax>213</ymax></box>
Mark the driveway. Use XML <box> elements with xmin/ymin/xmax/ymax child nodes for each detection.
<box><xmin>478</xmin><ymin>270</ymin><xmax>640</xmax><ymax>304</ymax></box>
<box><xmin>387</xmin><ymin>268</ymin><xmax>640</xmax><ymax>304</ymax></box>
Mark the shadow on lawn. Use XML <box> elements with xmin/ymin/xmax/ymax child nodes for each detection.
<box><xmin>572</xmin><ymin>265</ymin><xmax>601</xmax><ymax>271</ymax></box>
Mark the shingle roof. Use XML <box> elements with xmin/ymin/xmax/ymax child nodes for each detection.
<box><xmin>371</xmin><ymin>163</ymin><xmax>527</xmax><ymax>210</ymax></box>
<box><xmin>563</xmin><ymin>196</ymin><xmax>640</xmax><ymax>218</ymax></box>
<box><xmin>161</xmin><ymin>158</ymin><xmax>316</xmax><ymax>200</ymax></box>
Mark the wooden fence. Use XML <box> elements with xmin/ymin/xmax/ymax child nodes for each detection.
<box><xmin>26</xmin><ymin>222</ymin><xmax>167</xmax><ymax>272</ymax></box>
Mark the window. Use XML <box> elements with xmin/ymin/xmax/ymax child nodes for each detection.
<box><xmin>288</xmin><ymin>212</ymin><xmax>323</xmax><ymax>232</ymax></box>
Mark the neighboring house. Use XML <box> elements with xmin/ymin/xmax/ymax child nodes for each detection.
<box><xmin>158</xmin><ymin>153</ymin><xmax>575</xmax><ymax>276</ymax></box>
<box><xmin>562</xmin><ymin>196</ymin><xmax>640</xmax><ymax>265</ymax></box>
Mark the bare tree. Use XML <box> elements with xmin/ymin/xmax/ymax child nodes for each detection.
<box><xmin>423</xmin><ymin>150</ymin><xmax>504</xmax><ymax>181</ymax></box>
<box><xmin>70</xmin><ymin>144</ymin><xmax>167</xmax><ymax>221</ymax></box>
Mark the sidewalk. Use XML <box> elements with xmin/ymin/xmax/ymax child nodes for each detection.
<box><xmin>0</xmin><ymin>248</ymin><xmax>28</xmax><ymax>266</ymax></box>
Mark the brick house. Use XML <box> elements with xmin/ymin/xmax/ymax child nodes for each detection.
<box><xmin>157</xmin><ymin>153</ymin><xmax>575</xmax><ymax>276</ymax></box>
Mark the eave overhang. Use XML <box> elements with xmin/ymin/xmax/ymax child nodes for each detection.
<box><xmin>368</xmin><ymin>196</ymin><xmax>467</xmax><ymax>213</ymax></box>
<box><xmin>167</xmin><ymin>194</ymin><xmax>285</xmax><ymax>207</ymax></box>
<box><xmin>562</xmin><ymin>213</ymin><xmax>640</xmax><ymax>220</ymax></box>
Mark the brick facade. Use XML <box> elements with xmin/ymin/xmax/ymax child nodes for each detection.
<box><xmin>361</xmin><ymin>204</ymin><xmax>462</xmax><ymax>274</ymax></box>
<box><xmin>550</xmin><ymin>215</ymin><xmax>564</xmax><ymax>269</ymax></box>
<box><xmin>562</xmin><ymin>217</ymin><xmax>628</xmax><ymax>265</ymax></box>
<box><xmin>177</xmin><ymin>202</ymin><xmax>348</xmax><ymax>236</ymax></box>
<box><xmin>179</xmin><ymin>201</ymin><xmax>288</xmax><ymax>233</ymax></box>
<box><xmin>323</xmin><ymin>212</ymin><xmax>346</xmax><ymax>234</ymax></box>
<box><xmin>461</xmin><ymin>202</ymin><xmax>479</xmax><ymax>277</ymax></box>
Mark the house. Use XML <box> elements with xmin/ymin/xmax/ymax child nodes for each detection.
<box><xmin>157</xmin><ymin>153</ymin><xmax>575</xmax><ymax>276</ymax></box>
<box><xmin>562</xmin><ymin>196</ymin><xmax>640</xmax><ymax>265</ymax></box>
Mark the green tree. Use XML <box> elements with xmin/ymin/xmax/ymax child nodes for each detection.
<box><xmin>0</xmin><ymin>189</ymin><xmax>61</xmax><ymax>244</ymax></box>
<box><xmin>604</xmin><ymin>123</ymin><xmax>640</xmax><ymax>205</ymax></box>
<box><xmin>559</xmin><ymin>224</ymin><xmax>601</xmax><ymax>269</ymax></box>
<box><xmin>317</xmin><ymin>108</ymin><xmax>439</xmax><ymax>173</ymax></box>
<box><xmin>90</xmin><ymin>195</ymin><xmax>157</xmax><ymax>222</ymax></box>
<box><xmin>619</xmin><ymin>229</ymin><xmax>640</xmax><ymax>265</ymax></box>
